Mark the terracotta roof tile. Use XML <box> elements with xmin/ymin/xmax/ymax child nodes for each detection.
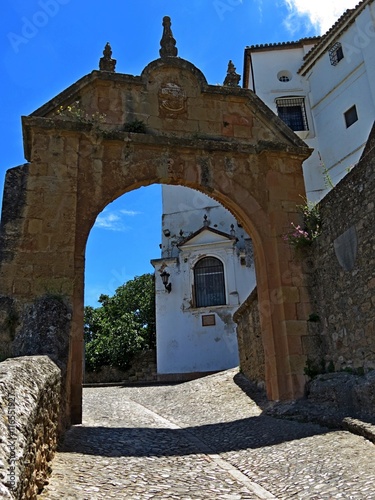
<box><xmin>298</xmin><ymin>0</ymin><xmax>372</xmax><ymax>74</ymax></box>
<box><xmin>245</xmin><ymin>37</ymin><xmax>320</xmax><ymax>51</ymax></box>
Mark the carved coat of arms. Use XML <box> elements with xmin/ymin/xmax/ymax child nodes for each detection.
<box><xmin>158</xmin><ymin>83</ymin><xmax>187</xmax><ymax>116</ymax></box>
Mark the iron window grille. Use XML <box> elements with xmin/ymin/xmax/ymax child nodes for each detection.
<box><xmin>329</xmin><ymin>42</ymin><xmax>344</xmax><ymax>66</ymax></box>
<box><xmin>194</xmin><ymin>257</ymin><xmax>226</xmax><ymax>308</ymax></box>
<box><xmin>276</xmin><ymin>97</ymin><xmax>309</xmax><ymax>132</ymax></box>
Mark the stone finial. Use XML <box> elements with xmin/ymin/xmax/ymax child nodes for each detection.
<box><xmin>203</xmin><ymin>214</ymin><xmax>209</xmax><ymax>227</ymax></box>
<box><xmin>159</xmin><ymin>16</ymin><xmax>178</xmax><ymax>58</ymax></box>
<box><xmin>223</xmin><ymin>60</ymin><xmax>241</xmax><ymax>87</ymax></box>
<box><xmin>99</xmin><ymin>42</ymin><xmax>116</xmax><ymax>72</ymax></box>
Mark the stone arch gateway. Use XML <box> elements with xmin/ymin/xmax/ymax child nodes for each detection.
<box><xmin>0</xmin><ymin>29</ymin><xmax>313</xmax><ymax>426</ymax></box>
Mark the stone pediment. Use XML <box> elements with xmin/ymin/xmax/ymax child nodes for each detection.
<box><xmin>26</xmin><ymin>54</ymin><xmax>310</xmax><ymax>156</ymax></box>
<box><xmin>178</xmin><ymin>226</ymin><xmax>236</xmax><ymax>250</ymax></box>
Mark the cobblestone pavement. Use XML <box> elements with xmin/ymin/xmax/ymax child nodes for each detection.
<box><xmin>39</xmin><ymin>369</ymin><xmax>375</xmax><ymax>499</ymax></box>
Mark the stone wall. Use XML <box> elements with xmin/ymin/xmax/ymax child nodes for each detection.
<box><xmin>235</xmin><ymin>125</ymin><xmax>375</xmax><ymax>387</ymax></box>
<box><xmin>84</xmin><ymin>350</ymin><xmax>157</xmax><ymax>384</ymax></box>
<box><xmin>234</xmin><ymin>288</ymin><xmax>265</xmax><ymax>386</ymax></box>
<box><xmin>0</xmin><ymin>295</ymin><xmax>72</xmax><ymax>429</ymax></box>
<box><xmin>305</xmin><ymin>127</ymin><xmax>375</xmax><ymax>374</ymax></box>
<box><xmin>0</xmin><ymin>356</ymin><xmax>60</xmax><ymax>499</ymax></box>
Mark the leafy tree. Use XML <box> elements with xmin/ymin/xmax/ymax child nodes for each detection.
<box><xmin>84</xmin><ymin>273</ymin><xmax>155</xmax><ymax>372</ymax></box>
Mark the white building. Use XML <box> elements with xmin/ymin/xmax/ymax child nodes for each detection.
<box><xmin>151</xmin><ymin>186</ymin><xmax>255</xmax><ymax>380</ymax></box>
<box><xmin>244</xmin><ymin>0</ymin><xmax>375</xmax><ymax>201</ymax></box>
<box><xmin>152</xmin><ymin>0</ymin><xmax>375</xmax><ymax>378</ymax></box>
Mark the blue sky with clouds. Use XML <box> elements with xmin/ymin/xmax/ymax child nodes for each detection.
<box><xmin>0</xmin><ymin>0</ymin><xmax>357</xmax><ymax>306</ymax></box>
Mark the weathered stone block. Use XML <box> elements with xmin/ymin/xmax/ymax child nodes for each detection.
<box><xmin>0</xmin><ymin>356</ymin><xmax>60</xmax><ymax>499</ymax></box>
<box><xmin>280</xmin><ymin>286</ymin><xmax>300</xmax><ymax>304</ymax></box>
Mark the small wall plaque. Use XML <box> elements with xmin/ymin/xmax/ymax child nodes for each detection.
<box><xmin>202</xmin><ymin>314</ymin><xmax>216</xmax><ymax>327</ymax></box>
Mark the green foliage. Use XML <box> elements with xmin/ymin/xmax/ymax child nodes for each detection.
<box><xmin>342</xmin><ymin>366</ymin><xmax>365</xmax><ymax>376</ymax></box>
<box><xmin>304</xmin><ymin>358</ymin><xmax>326</xmax><ymax>379</ymax></box>
<box><xmin>84</xmin><ymin>273</ymin><xmax>155</xmax><ymax>372</ymax></box>
<box><xmin>5</xmin><ymin>309</ymin><xmax>19</xmax><ymax>340</ymax></box>
<box><xmin>322</xmin><ymin>164</ymin><xmax>335</xmax><ymax>190</ymax></box>
<box><xmin>326</xmin><ymin>360</ymin><xmax>335</xmax><ymax>373</ymax></box>
<box><xmin>123</xmin><ymin>119</ymin><xmax>147</xmax><ymax>133</ymax></box>
<box><xmin>56</xmin><ymin>101</ymin><xmax>106</xmax><ymax>125</ymax></box>
<box><xmin>283</xmin><ymin>198</ymin><xmax>321</xmax><ymax>249</ymax></box>
<box><xmin>304</xmin><ymin>358</ymin><xmax>335</xmax><ymax>379</ymax></box>
<box><xmin>308</xmin><ymin>313</ymin><xmax>320</xmax><ymax>323</ymax></box>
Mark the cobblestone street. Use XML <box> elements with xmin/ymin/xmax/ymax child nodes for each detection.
<box><xmin>39</xmin><ymin>369</ymin><xmax>375</xmax><ymax>499</ymax></box>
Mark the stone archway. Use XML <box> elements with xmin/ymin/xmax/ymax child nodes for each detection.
<box><xmin>0</xmin><ymin>22</ymin><xmax>313</xmax><ymax>426</ymax></box>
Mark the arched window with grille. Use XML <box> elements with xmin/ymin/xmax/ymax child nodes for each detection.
<box><xmin>194</xmin><ymin>257</ymin><xmax>226</xmax><ymax>307</ymax></box>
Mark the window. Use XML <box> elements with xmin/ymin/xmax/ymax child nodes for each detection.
<box><xmin>194</xmin><ymin>257</ymin><xmax>226</xmax><ymax>307</ymax></box>
<box><xmin>276</xmin><ymin>97</ymin><xmax>309</xmax><ymax>131</ymax></box>
<box><xmin>277</xmin><ymin>70</ymin><xmax>292</xmax><ymax>83</ymax></box>
<box><xmin>329</xmin><ymin>42</ymin><xmax>344</xmax><ymax>66</ymax></box>
<box><xmin>344</xmin><ymin>105</ymin><xmax>358</xmax><ymax>128</ymax></box>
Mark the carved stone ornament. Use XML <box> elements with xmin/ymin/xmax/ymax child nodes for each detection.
<box><xmin>99</xmin><ymin>42</ymin><xmax>116</xmax><ymax>72</ymax></box>
<box><xmin>159</xmin><ymin>16</ymin><xmax>178</xmax><ymax>58</ymax></box>
<box><xmin>223</xmin><ymin>60</ymin><xmax>241</xmax><ymax>87</ymax></box>
<box><xmin>158</xmin><ymin>82</ymin><xmax>187</xmax><ymax>117</ymax></box>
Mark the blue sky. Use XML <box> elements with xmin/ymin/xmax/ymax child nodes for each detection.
<box><xmin>0</xmin><ymin>0</ymin><xmax>357</xmax><ymax>306</ymax></box>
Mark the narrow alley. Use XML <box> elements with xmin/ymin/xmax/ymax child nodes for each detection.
<box><xmin>39</xmin><ymin>369</ymin><xmax>375</xmax><ymax>499</ymax></box>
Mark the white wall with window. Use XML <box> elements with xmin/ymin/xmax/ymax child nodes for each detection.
<box><xmin>243</xmin><ymin>0</ymin><xmax>375</xmax><ymax>201</ymax></box>
<box><xmin>302</xmin><ymin>1</ymin><xmax>375</xmax><ymax>188</ymax></box>
<box><xmin>151</xmin><ymin>185</ymin><xmax>255</xmax><ymax>378</ymax></box>
<box><xmin>243</xmin><ymin>39</ymin><xmax>321</xmax><ymax>200</ymax></box>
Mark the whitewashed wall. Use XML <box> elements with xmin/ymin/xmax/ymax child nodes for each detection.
<box><xmin>306</xmin><ymin>2</ymin><xmax>375</xmax><ymax>189</ymax></box>
<box><xmin>245</xmin><ymin>3</ymin><xmax>375</xmax><ymax>201</ymax></box>
<box><xmin>247</xmin><ymin>42</ymin><xmax>324</xmax><ymax>201</ymax></box>
<box><xmin>151</xmin><ymin>185</ymin><xmax>255</xmax><ymax>376</ymax></box>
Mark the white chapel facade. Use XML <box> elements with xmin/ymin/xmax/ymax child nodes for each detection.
<box><xmin>151</xmin><ymin>186</ymin><xmax>255</xmax><ymax>380</ymax></box>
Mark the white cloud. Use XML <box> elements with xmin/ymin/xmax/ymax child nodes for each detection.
<box><xmin>94</xmin><ymin>208</ymin><xmax>141</xmax><ymax>231</ymax></box>
<box><xmin>95</xmin><ymin>212</ymin><xmax>127</xmax><ymax>232</ymax></box>
<box><xmin>283</xmin><ymin>0</ymin><xmax>359</xmax><ymax>35</ymax></box>
<box><xmin>119</xmin><ymin>209</ymin><xmax>141</xmax><ymax>216</ymax></box>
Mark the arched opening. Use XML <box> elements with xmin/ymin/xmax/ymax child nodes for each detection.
<box><xmin>0</xmin><ymin>53</ymin><xmax>312</xmax><ymax>427</ymax></box>
<box><xmin>83</xmin><ymin>183</ymin><xmax>258</xmax><ymax>388</ymax></box>
<box><xmin>83</xmin><ymin>185</ymin><xmax>161</xmax><ymax>384</ymax></box>
<box><xmin>149</xmin><ymin>184</ymin><xmax>257</xmax><ymax>382</ymax></box>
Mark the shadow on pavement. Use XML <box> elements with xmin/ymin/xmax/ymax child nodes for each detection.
<box><xmin>59</xmin><ymin>414</ymin><xmax>331</xmax><ymax>458</ymax></box>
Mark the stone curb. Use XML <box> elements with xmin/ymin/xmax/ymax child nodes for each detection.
<box><xmin>342</xmin><ymin>417</ymin><xmax>375</xmax><ymax>444</ymax></box>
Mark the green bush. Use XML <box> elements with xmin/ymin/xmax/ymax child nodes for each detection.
<box><xmin>84</xmin><ymin>273</ymin><xmax>155</xmax><ymax>372</ymax></box>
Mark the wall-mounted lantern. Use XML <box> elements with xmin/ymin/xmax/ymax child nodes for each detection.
<box><xmin>160</xmin><ymin>270</ymin><xmax>172</xmax><ymax>293</ymax></box>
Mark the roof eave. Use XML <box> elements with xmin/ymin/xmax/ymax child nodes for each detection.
<box><xmin>298</xmin><ymin>0</ymin><xmax>372</xmax><ymax>75</ymax></box>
